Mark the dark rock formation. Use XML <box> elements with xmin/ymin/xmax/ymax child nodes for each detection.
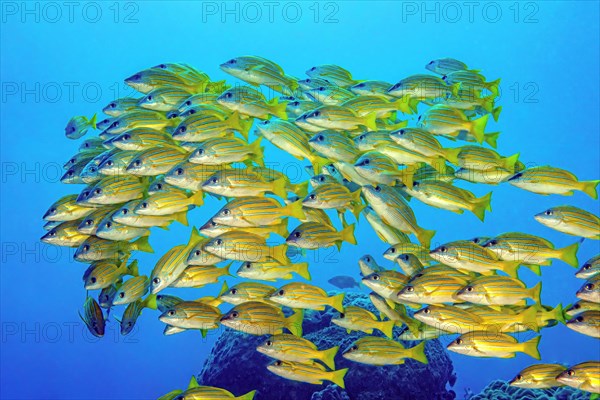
<box><xmin>468</xmin><ymin>379</ymin><xmax>590</xmax><ymax>400</ymax></box>
<box><xmin>198</xmin><ymin>292</ymin><xmax>455</xmax><ymax>400</ymax></box>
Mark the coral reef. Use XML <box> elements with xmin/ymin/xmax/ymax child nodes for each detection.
<box><xmin>468</xmin><ymin>379</ymin><xmax>590</xmax><ymax>400</ymax></box>
<box><xmin>198</xmin><ymin>292</ymin><xmax>456</xmax><ymax>400</ymax></box>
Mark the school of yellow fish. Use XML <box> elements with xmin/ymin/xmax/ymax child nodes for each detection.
<box><xmin>42</xmin><ymin>56</ymin><xmax>600</xmax><ymax>399</ymax></box>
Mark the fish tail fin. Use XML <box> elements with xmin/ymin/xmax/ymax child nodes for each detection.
<box><xmin>416</xmin><ymin>228</ymin><xmax>436</xmax><ymax>248</ymax></box>
<box><xmin>388</xmin><ymin>120</ymin><xmax>409</xmax><ymax>131</ymax></box>
<box><xmin>503</xmin><ymin>153</ymin><xmax>520</xmax><ymax>171</ymax></box>
<box><xmin>272</xmin><ymin>177</ymin><xmax>288</xmax><ymax>198</ymax></box>
<box><xmin>518</xmin><ymin>306</ymin><xmax>540</xmax><ymax>332</ymax></box>
<box><xmin>133</xmin><ymin>236</ymin><xmax>154</xmax><ymax>253</ymax></box>
<box><xmin>552</xmin><ymin>303</ymin><xmax>566</xmax><ymax>324</ymax></box>
<box><xmin>487</xmin><ymin>78</ymin><xmax>501</xmax><ymax>97</ymax></box>
<box><xmin>273</xmin><ymin>218</ymin><xmax>290</xmax><ymax>238</ymax></box>
<box><xmin>330</xmin><ymin>293</ymin><xmax>345</xmax><ymax>313</ymax></box>
<box><xmin>227</xmin><ymin>111</ymin><xmax>251</xmax><ymax>141</ymax></box>
<box><xmin>530</xmin><ymin>281</ymin><xmax>543</xmax><ymax>304</ymax></box>
<box><xmin>470</xmin><ymin>114</ymin><xmax>489</xmax><ymax>144</ymax></box>
<box><xmin>128</xmin><ymin>259</ymin><xmax>139</xmax><ymax>276</ymax></box>
<box><xmin>294</xmin><ymin>262</ymin><xmax>311</xmax><ymax>280</ymax></box>
<box><xmin>442</xmin><ymin>147</ymin><xmax>461</xmax><ymax>165</ymax></box>
<box><xmin>308</xmin><ymin>154</ymin><xmax>330</xmax><ymax>175</ymax></box>
<box><xmin>362</xmin><ymin>112</ymin><xmax>378</xmax><ymax>131</ymax></box>
<box><xmin>273</xmin><ymin>244</ymin><xmax>291</xmax><ymax>265</ymax></box>
<box><xmin>581</xmin><ymin>180</ymin><xmax>600</xmax><ymax>200</ymax></box>
<box><xmin>399</xmin><ymin>167</ymin><xmax>414</xmax><ymax>189</ymax></box>
<box><xmin>491</xmin><ymin>106</ymin><xmax>502</xmax><ymax>122</ymax></box>
<box><xmin>409</xmin><ymin>341</ymin><xmax>428</xmax><ymax>364</ymax></box>
<box><xmin>484</xmin><ymin>132</ymin><xmax>500</xmax><ymax>149</ymax></box>
<box><xmin>340</xmin><ymin>223</ymin><xmax>357</xmax><ymax>245</ymax></box>
<box><xmin>189</xmin><ymin>191</ymin><xmax>204</xmax><ymax>207</ymax></box>
<box><xmin>471</xmin><ymin>191</ymin><xmax>493</xmax><ymax>222</ymax></box>
<box><xmin>329</xmin><ymin>368</ymin><xmax>348</xmax><ymax>389</ymax></box>
<box><xmin>143</xmin><ymin>293</ymin><xmax>158</xmax><ymax>310</ymax></box>
<box><xmin>522</xmin><ymin>336</ymin><xmax>541</xmax><ymax>360</ymax></box>
<box><xmin>285</xmin><ymin>309</ymin><xmax>304</xmax><ymax>336</ymax></box>
<box><xmin>351</xmin><ymin>189</ymin><xmax>365</xmax><ymax>220</ymax></box>
<box><xmin>284</xmin><ymin>199</ymin><xmax>306</xmax><ymax>220</ymax></box>
<box><xmin>217</xmin><ymin>279</ymin><xmax>229</xmax><ymax>297</ymax></box>
<box><xmin>405</xmin><ymin>317</ymin><xmax>422</xmax><ymax>337</ymax></box>
<box><xmin>480</xmin><ymin>96</ymin><xmax>494</xmax><ymax>113</ymax></box>
<box><xmin>380</xmin><ymin>319</ymin><xmax>395</xmax><ymax>339</ymax></box>
<box><xmin>450</xmin><ymin>83</ymin><xmax>461</xmax><ymax>97</ymax></box>
<box><xmin>236</xmin><ymin>390</ymin><xmax>257</xmax><ymax>400</ymax></box>
<box><xmin>291</xmin><ymin>181</ymin><xmax>309</xmax><ymax>197</ymax></box>
<box><xmin>408</xmin><ymin>96</ymin><xmax>420</xmax><ymax>114</ymax></box>
<box><xmin>558</xmin><ymin>242</ymin><xmax>580</xmax><ymax>267</ymax></box>
<box><xmin>249</xmin><ymin>137</ymin><xmax>265</xmax><ymax>167</ymax></box>
<box><xmin>429</xmin><ymin>157</ymin><xmax>448</xmax><ymax>174</ymax></box>
<box><xmin>89</xmin><ymin>114</ymin><xmax>98</xmax><ymax>129</ymax></box>
<box><xmin>188</xmin><ymin>227</ymin><xmax>201</xmax><ymax>245</ymax></box>
<box><xmin>319</xmin><ymin>346</ymin><xmax>339</xmax><ymax>370</ymax></box>
<box><xmin>270</xmin><ymin>99</ymin><xmax>289</xmax><ymax>120</ymax></box>
<box><xmin>174</xmin><ymin>211</ymin><xmax>189</xmax><ymax>227</ymax></box>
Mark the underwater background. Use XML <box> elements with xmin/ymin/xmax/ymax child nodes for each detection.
<box><xmin>1</xmin><ymin>1</ymin><xmax>599</xmax><ymax>399</ymax></box>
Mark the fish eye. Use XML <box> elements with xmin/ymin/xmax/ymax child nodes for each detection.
<box><xmin>105</xmin><ymin>222</ymin><xmax>112</xmax><ymax>228</ymax></box>
<box><xmin>175</xmin><ymin>168</ymin><xmax>184</xmax><ymax>175</ymax></box>
<box><xmin>290</xmin><ymin>101</ymin><xmax>299</xmax><ymax>106</ymax></box>
<box><xmin>389</xmin><ymin>247</ymin><xmax>396</xmax><ymax>254</ymax></box>
<box><xmin>374</xmin><ymin>186</ymin><xmax>381</xmax><ymax>192</ymax></box>
<box><xmin>355</xmin><ymin>83</ymin><xmax>365</xmax><ymax>88</ymax></box>
<box><xmin>121</xmin><ymin>208</ymin><xmax>128</xmax><ymax>215</ymax></box>
<box><xmin>412</xmin><ymin>181</ymin><xmax>420</xmax><ymax>188</ymax></box>
<box><xmin>90</xmin><ymin>277</ymin><xmax>97</xmax><ymax>283</ymax></box>
<box><xmin>364</xmin><ymin>256</ymin><xmax>371</xmax><ymax>262</ymax></box>
<box><xmin>178</xmin><ymin>126</ymin><xmax>187</xmax><ymax>133</ymax></box>
<box><xmin>406</xmin><ymin>286</ymin><xmax>414</xmax><ymax>292</ymax></box>
<box><xmin>185</xmin><ymin>100</ymin><xmax>192</xmax><ymax>106</ymax></box>
<box><xmin>67</xmin><ymin>171</ymin><xmax>74</xmax><ymax>177</ymax></box>
<box><xmin>119</xmin><ymin>292</ymin><xmax>125</xmax><ymax>298</ymax></box>
<box><xmin>465</xmin><ymin>286</ymin><xmax>473</xmax><ymax>292</ymax></box>
<box><xmin>83</xmin><ymin>245</ymin><xmax>90</xmax><ymax>251</ymax></box>
<box><xmin>110</xmin><ymin>103</ymin><xmax>116</xmax><ymax>108</ymax></box>
<box><xmin>48</xmin><ymin>231</ymin><xmax>56</xmax><ymax>236</ymax></box>
<box><xmin>85</xmin><ymin>219</ymin><xmax>93</xmax><ymax>226</ymax></box>
<box><xmin>318</xmin><ymin>177</ymin><xmax>325</xmax><ymax>182</ymax></box>
<box><xmin>575</xmin><ymin>316</ymin><xmax>585</xmax><ymax>322</ymax></box>
<box><xmin>228</xmin><ymin>59</ymin><xmax>236</xmax><ymax>64</ymax></box>
<box><xmin>123</xmin><ymin>134</ymin><xmax>131</xmax><ymax>140</ymax></box>
<box><xmin>274</xmin><ymin>360</ymin><xmax>282</xmax><ymax>366</ymax></box>
<box><xmin>278</xmin><ymin>289</ymin><xmax>285</xmax><ymax>296</ymax></box>
<box><xmin>113</xmin><ymin>121</ymin><xmax>120</xmax><ymax>127</ymax></box>
<box><xmin>224</xmin><ymin>93</ymin><xmax>233</xmax><ymax>99</ymax></box>
<box><xmin>372</xmin><ymin>274</ymin><xmax>380</xmax><ymax>281</ymax></box>
<box><xmin>544</xmin><ymin>210</ymin><xmax>553</xmax><ymax>216</ymax></box>
<box><xmin>423</xmin><ymin>308</ymin><xmax>430</xmax><ymax>314</ymax></box>
<box><xmin>584</xmin><ymin>283</ymin><xmax>595</xmax><ymax>291</ymax></box>
<box><xmin>317</xmin><ymin>135</ymin><xmax>324</xmax><ymax>142</ymax></box>
<box><xmin>134</xmin><ymin>160</ymin><xmax>142</xmax><ymax>167</ymax></box>
<box><xmin>90</xmin><ymin>167</ymin><xmax>97</xmax><ymax>172</ymax></box>
<box><xmin>141</xmin><ymin>202</ymin><xmax>148</xmax><ymax>208</ymax></box>
<box><xmin>244</xmin><ymin>263</ymin><xmax>252</xmax><ymax>269</ymax></box>
<box><xmin>153</xmin><ymin>277</ymin><xmax>160</xmax><ymax>285</ymax></box>
<box><xmin>168</xmin><ymin>310</ymin><xmax>176</xmax><ymax>316</ymax></box>
<box><xmin>146</xmin><ymin>95</ymin><xmax>153</xmax><ymax>101</ymax></box>
<box><xmin>230</xmin><ymin>288</ymin><xmax>238</xmax><ymax>295</ymax></box>
<box><xmin>309</xmin><ymin>194</ymin><xmax>316</xmax><ymax>200</ymax></box>
<box><xmin>106</xmin><ymin>160</ymin><xmax>113</xmax><ymax>166</ymax></box>
<box><xmin>515</xmin><ymin>374</ymin><xmax>522</xmax><ymax>381</ymax></box>
<box><xmin>399</xmin><ymin>130</ymin><xmax>405</xmax><ymax>135</ymax></box>
<box><xmin>310</xmin><ymin>67</ymin><xmax>316</xmax><ymax>71</ymax></box>
<box><xmin>266</xmin><ymin>340</ymin><xmax>273</xmax><ymax>346</ymax></box>
<box><xmin>351</xmin><ymin>345</ymin><xmax>358</xmax><ymax>351</ymax></box>
<box><xmin>583</xmin><ymin>265</ymin><xmax>590</xmax><ymax>270</ymax></box>
<box><xmin>439</xmin><ymin>246</ymin><xmax>448</xmax><ymax>253</ymax></box>
<box><xmin>231</xmin><ymin>311</ymin><xmax>239</xmax><ymax>318</ymax></box>
<box><xmin>216</xmin><ymin>239</ymin><xmax>223</xmax><ymax>245</ymax></box>
<box><xmin>573</xmin><ymin>304</ymin><xmax>581</xmax><ymax>309</ymax></box>
<box><xmin>211</xmin><ymin>178</ymin><xmax>218</xmax><ymax>184</ymax></box>
<box><xmin>339</xmin><ymin>312</ymin><xmax>345</xmax><ymax>318</ymax></box>
<box><xmin>293</xmin><ymin>231</ymin><xmax>301</xmax><ymax>238</ymax></box>
<box><xmin>49</xmin><ymin>208</ymin><xmax>56</xmax><ymax>213</ymax></box>
<box><xmin>197</xmin><ymin>148</ymin><xmax>205</xmax><ymax>155</ymax></box>
<box><xmin>357</xmin><ymin>135</ymin><xmax>365</xmax><ymax>141</ymax></box>
<box><xmin>318</xmin><ymin>87</ymin><xmax>325</xmax><ymax>92</ymax></box>
<box><xmin>262</xmin><ymin>120</ymin><xmax>271</xmax><ymax>125</ymax></box>
<box><xmin>488</xmin><ymin>240</ymin><xmax>498</xmax><ymax>246</ymax></box>
<box><xmin>455</xmin><ymin>338</ymin><xmax>463</xmax><ymax>345</ymax></box>
<box><xmin>312</xmin><ymin>111</ymin><xmax>320</xmax><ymax>117</ymax></box>
<box><xmin>222</xmin><ymin>209</ymin><xmax>230</xmax><ymax>215</ymax></box>
<box><xmin>567</xmin><ymin>370</ymin><xmax>575</xmax><ymax>376</ymax></box>
<box><xmin>194</xmin><ymin>250</ymin><xmax>201</xmax><ymax>256</ymax></box>
<box><xmin>210</xmin><ymin>221</ymin><xmax>217</xmax><ymax>227</ymax></box>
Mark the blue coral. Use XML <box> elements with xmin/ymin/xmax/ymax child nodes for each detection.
<box><xmin>198</xmin><ymin>292</ymin><xmax>456</xmax><ymax>399</ymax></box>
<box><xmin>469</xmin><ymin>379</ymin><xmax>590</xmax><ymax>400</ymax></box>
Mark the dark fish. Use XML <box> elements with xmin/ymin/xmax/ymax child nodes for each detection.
<box><xmin>328</xmin><ymin>276</ymin><xmax>359</xmax><ymax>289</ymax></box>
<box><xmin>79</xmin><ymin>297</ymin><xmax>105</xmax><ymax>338</ymax></box>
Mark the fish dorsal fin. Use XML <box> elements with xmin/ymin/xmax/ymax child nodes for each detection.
<box><xmin>187</xmin><ymin>376</ymin><xmax>200</xmax><ymax>389</ymax></box>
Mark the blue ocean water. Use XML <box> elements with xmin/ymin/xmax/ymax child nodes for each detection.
<box><xmin>1</xmin><ymin>1</ymin><xmax>599</xmax><ymax>399</ymax></box>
